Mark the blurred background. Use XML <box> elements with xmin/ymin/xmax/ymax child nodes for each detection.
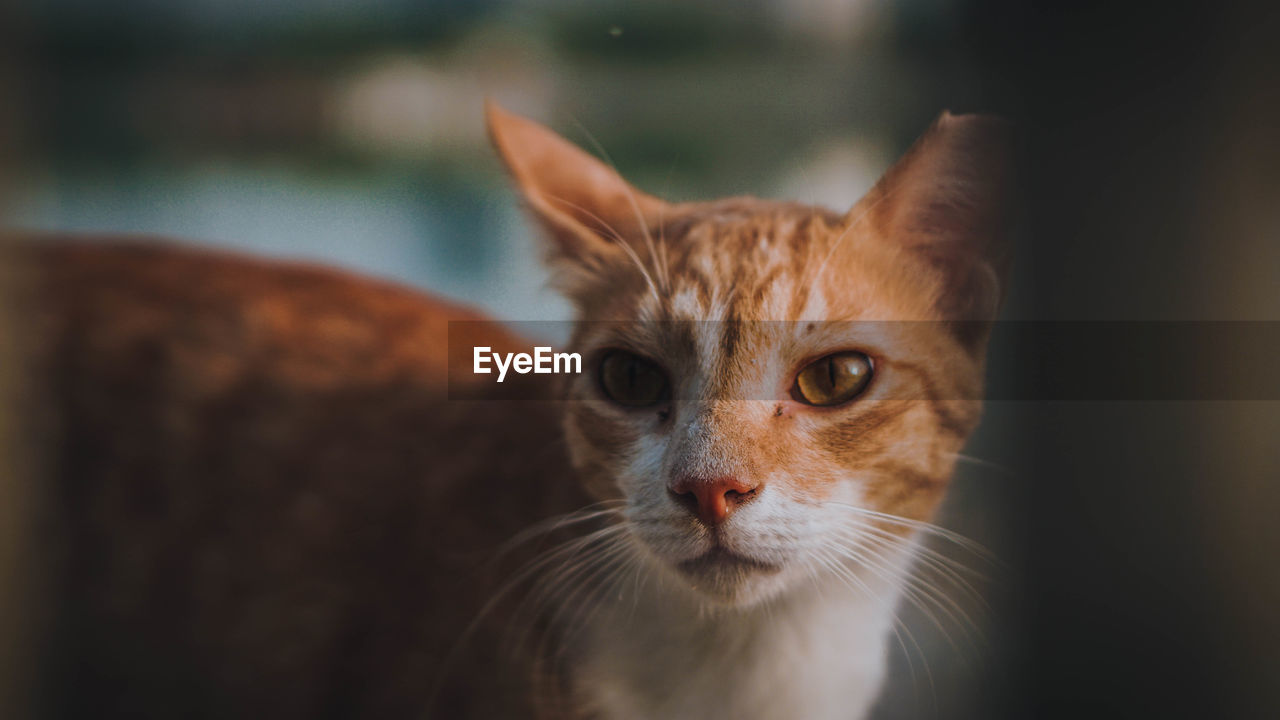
<box><xmin>0</xmin><ymin>0</ymin><xmax>997</xmax><ymax>327</ymax></box>
<box><xmin>1</xmin><ymin>0</ymin><xmax>1277</xmax><ymax>719</ymax></box>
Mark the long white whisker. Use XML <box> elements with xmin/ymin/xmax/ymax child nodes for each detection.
<box><xmin>545</xmin><ymin>194</ymin><xmax>663</xmax><ymax>306</ymax></box>
<box><xmin>825</xmin><ymin>502</ymin><xmax>1002</xmax><ymax>567</ymax></box>
<box><xmin>495</xmin><ymin>500</ymin><xmax>626</xmax><ymax>558</ymax></box>
<box><xmin>427</xmin><ymin>522</ymin><xmax>626</xmax><ymax>714</ymax></box>
<box><xmin>657</xmin><ymin>194</ymin><xmax>672</xmax><ymax>295</ymax></box>
<box><xmin>558</xmin><ymin>541</ymin><xmax>639</xmax><ymax>653</ymax></box>
<box><xmin>833</xmin><ymin>520</ymin><xmax>990</xmax><ymax>609</ymax></box>
<box><xmin>505</xmin><ymin>540</ymin><xmax>631</xmax><ymax>702</ymax></box>
<box><xmin>832</xmin><ymin>529</ymin><xmax>987</xmax><ymax>662</ymax></box>
<box><xmin>848</xmin><ymin>539</ymin><xmax>969</xmax><ymax>668</ymax></box>
<box><xmin>828</xmin><ymin>506</ymin><xmax>999</xmax><ymax>662</ymax></box>
<box><xmin>567</xmin><ymin>116</ymin><xmax>666</xmax><ymax>295</ymax></box>
<box><xmin>507</xmin><ymin>527</ymin><xmax>631</xmax><ymax>652</ymax></box>
<box><xmin>813</xmin><ymin>547</ymin><xmax>935</xmax><ymax>706</ymax></box>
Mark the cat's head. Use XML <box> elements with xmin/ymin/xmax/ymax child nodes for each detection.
<box><xmin>488</xmin><ymin>103</ymin><xmax>1012</xmax><ymax>607</ymax></box>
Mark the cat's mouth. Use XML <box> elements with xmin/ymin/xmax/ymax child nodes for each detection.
<box><xmin>676</xmin><ymin>547</ymin><xmax>782</xmax><ymax>578</ymax></box>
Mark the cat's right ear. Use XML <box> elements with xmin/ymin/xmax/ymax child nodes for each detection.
<box><xmin>486</xmin><ymin>102</ymin><xmax>670</xmax><ymax>276</ymax></box>
<box><xmin>850</xmin><ymin>112</ymin><xmax>1015</xmax><ymax>338</ymax></box>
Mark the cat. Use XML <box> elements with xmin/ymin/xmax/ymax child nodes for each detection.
<box><xmin>8</xmin><ymin>102</ymin><xmax>1011</xmax><ymax>719</ymax></box>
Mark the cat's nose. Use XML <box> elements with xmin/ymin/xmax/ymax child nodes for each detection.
<box><xmin>668</xmin><ymin>474</ymin><xmax>761</xmax><ymax>526</ymax></box>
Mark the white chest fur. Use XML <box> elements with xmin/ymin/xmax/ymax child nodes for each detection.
<box><xmin>572</xmin><ymin>572</ymin><xmax>902</xmax><ymax>720</ymax></box>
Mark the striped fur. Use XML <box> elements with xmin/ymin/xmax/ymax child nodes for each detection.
<box><xmin>489</xmin><ymin>105</ymin><xmax>1011</xmax><ymax>718</ymax></box>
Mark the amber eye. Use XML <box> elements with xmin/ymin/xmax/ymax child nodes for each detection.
<box><xmin>598</xmin><ymin>350</ymin><xmax>669</xmax><ymax>408</ymax></box>
<box><xmin>792</xmin><ymin>351</ymin><xmax>873</xmax><ymax>406</ymax></box>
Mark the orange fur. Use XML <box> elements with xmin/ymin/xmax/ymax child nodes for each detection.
<box><xmin>11</xmin><ymin>104</ymin><xmax>1011</xmax><ymax>719</ymax></box>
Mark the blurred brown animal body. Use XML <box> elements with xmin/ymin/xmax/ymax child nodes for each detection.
<box><xmin>16</xmin><ymin>240</ymin><xmax>583</xmax><ymax>717</ymax></box>
<box><xmin>10</xmin><ymin>103</ymin><xmax>1011</xmax><ymax>719</ymax></box>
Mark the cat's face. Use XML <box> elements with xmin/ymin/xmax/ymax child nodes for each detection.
<box><xmin>489</xmin><ymin>104</ymin><xmax>1011</xmax><ymax>606</ymax></box>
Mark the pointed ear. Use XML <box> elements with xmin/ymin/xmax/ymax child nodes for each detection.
<box><xmin>854</xmin><ymin>112</ymin><xmax>1014</xmax><ymax>331</ymax></box>
<box><xmin>486</xmin><ymin>102</ymin><xmax>670</xmax><ymax>273</ymax></box>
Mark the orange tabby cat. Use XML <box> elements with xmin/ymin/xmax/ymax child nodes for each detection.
<box><xmin>10</xmin><ymin>103</ymin><xmax>1010</xmax><ymax>719</ymax></box>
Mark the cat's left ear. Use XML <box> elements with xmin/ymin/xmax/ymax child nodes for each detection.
<box><xmin>852</xmin><ymin>112</ymin><xmax>1014</xmax><ymax>332</ymax></box>
<box><xmin>486</xmin><ymin>102</ymin><xmax>671</xmax><ymax>279</ymax></box>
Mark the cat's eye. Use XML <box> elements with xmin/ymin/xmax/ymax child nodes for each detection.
<box><xmin>792</xmin><ymin>351</ymin><xmax>873</xmax><ymax>407</ymax></box>
<box><xmin>598</xmin><ymin>350</ymin><xmax>669</xmax><ymax>408</ymax></box>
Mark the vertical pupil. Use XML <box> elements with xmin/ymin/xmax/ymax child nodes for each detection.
<box><xmin>627</xmin><ymin>356</ymin><xmax>637</xmax><ymax>389</ymax></box>
<box><xmin>826</xmin><ymin>357</ymin><xmax>837</xmax><ymax>390</ymax></box>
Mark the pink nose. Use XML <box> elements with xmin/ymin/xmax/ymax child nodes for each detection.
<box><xmin>668</xmin><ymin>474</ymin><xmax>761</xmax><ymax>526</ymax></box>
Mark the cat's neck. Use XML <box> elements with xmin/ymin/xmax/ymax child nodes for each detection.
<box><xmin>568</xmin><ymin>552</ymin><xmax>912</xmax><ymax>720</ymax></box>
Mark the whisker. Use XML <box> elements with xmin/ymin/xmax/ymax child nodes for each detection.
<box><xmin>504</xmin><ymin>527</ymin><xmax>631</xmax><ymax>656</ymax></box>
<box><xmin>812</xmin><ymin>547</ymin><xmax>935</xmax><ymax>707</ymax></box>
<box><xmin>825</xmin><ymin>502</ymin><xmax>1003</xmax><ymax>568</ymax></box>
<box><xmin>495</xmin><ymin>500</ymin><xmax>627</xmax><ymax>558</ymax></box>
<box><xmin>852</xmin><ymin>541</ymin><xmax>971</xmax><ymax>668</ymax></box>
<box><xmin>828</xmin><ymin>507</ymin><xmax>1000</xmax><ymax>663</ymax></box>
<box><xmin>832</xmin><ymin>520</ymin><xmax>990</xmax><ymax>608</ymax></box>
<box><xmin>545</xmin><ymin>194</ymin><xmax>664</xmax><ymax>306</ymax></box>
<box><xmin>426</xmin><ymin>521</ymin><xmax>626</xmax><ymax>714</ymax></box>
<box><xmin>949</xmin><ymin>451</ymin><xmax>1017</xmax><ymax>478</ymax></box>
<box><xmin>567</xmin><ymin>115</ymin><xmax>667</xmax><ymax>295</ymax></box>
<box><xmin>555</xmin><ymin>541</ymin><xmax>639</xmax><ymax>653</ymax></box>
<box><xmin>831</xmin><ymin>529</ymin><xmax>987</xmax><ymax>662</ymax></box>
<box><xmin>514</xmin><ymin>536</ymin><xmax>640</xmax><ymax>717</ymax></box>
<box><xmin>657</xmin><ymin>194</ymin><xmax>672</xmax><ymax>296</ymax></box>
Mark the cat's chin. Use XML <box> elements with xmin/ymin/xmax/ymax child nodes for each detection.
<box><xmin>672</xmin><ymin>547</ymin><xmax>788</xmax><ymax>607</ymax></box>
